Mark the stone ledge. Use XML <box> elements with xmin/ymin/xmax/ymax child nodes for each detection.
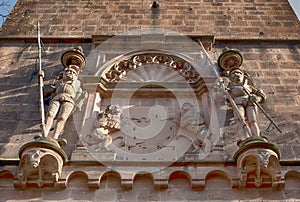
<box><xmin>0</xmin><ymin>36</ymin><xmax>299</xmax><ymax>46</ymax></box>
<box><xmin>0</xmin><ymin>163</ymin><xmax>299</xmax><ymax>190</ymax></box>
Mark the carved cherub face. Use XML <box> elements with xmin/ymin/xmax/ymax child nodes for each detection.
<box><xmin>229</xmin><ymin>69</ymin><xmax>244</xmax><ymax>84</ymax></box>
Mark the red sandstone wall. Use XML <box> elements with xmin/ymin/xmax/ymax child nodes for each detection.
<box><xmin>0</xmin><ymin>0</ymin><xmax>300</xmax><ymax>201</ymax></box>
<box><xmin>0</xmin><ymin>0</ymin><xmax>299</xmax><ymax>39</ymax></box>
<box><xmin>212</xmin><ymin>42</ymin><xmax>300</xmax><ymax>156</ymax></box>
<box><xmin>0</xmin><ymin>41</ymin><xmax>299</xmax><ymax>160</ymax></box>
<box><xmin>0</xmin><ymin>171</ymin><xmax>299</xmax><ymax>200</ymax></box>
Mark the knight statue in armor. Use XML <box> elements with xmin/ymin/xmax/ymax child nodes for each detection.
<box><xmin>42</xmin><ymin>47</ymin><xmax>86</xmax><ymax>144</ymax></box>
<box><xmin>227</xmin><ymin>68</ymin><xmax>266</xmax><ymax>137</ymax></box>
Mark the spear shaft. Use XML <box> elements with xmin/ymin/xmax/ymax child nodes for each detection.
<box><xmin>37</xmin><ymin>22</ymin><xmax>46</xmax><ymax>137</ymax></box>
<box><xmin>242</xmin><ymin>86</ymin><xmax>282</xmax><ymax>133</ymax></box>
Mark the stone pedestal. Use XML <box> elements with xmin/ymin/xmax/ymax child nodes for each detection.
<box><xmin>233</xmin><ymin>137</ymin><xmax>284</xmax><ymax>189</ymax></box>
<box><xmin>14</xmin><ymin>139</ymin><xmax>68</xmax><ymax>189</ymax></box>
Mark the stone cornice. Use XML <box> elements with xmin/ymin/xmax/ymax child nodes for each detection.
<box><xmin>0</xmin><ymin>36</ymin><xmax>299</xmax><ymax>46</ymax></box>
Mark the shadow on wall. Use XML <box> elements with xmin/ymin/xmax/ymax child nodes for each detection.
<box><xmin>0</xmin><ymin>43</ymin><xmax>91</xmax><ymax>159</ymax></box>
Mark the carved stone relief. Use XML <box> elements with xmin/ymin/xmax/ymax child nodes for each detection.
<box><xmin>103</xmin><ymin>53</ymin><xmax>201</xmax><ymax>83</ymax></box>
<box><xmin>10</xmin><ymin>26</ymin><xmax>289</xmax><ymax>191</ymax></box>
<box><xmin>15</xmin><ymin>141</ymin><xmax>67</xmax><ymax>188</ymax></box>
<box><xmin>85</xmin><ymin>105</ymin><xmax>122</xmax><ymax>152</ymax></box>
<box><xmin>179</xmin><ymin>102</ymin><xmax>209</xmax><ymax>152</ymax></box>
<box><xmin>77</xmin><ymin>49</ymin><xmax>221</xmax><ymax>168</ymax></box>
<box><xmin>234</xmin><ymin>137</ymin><xmax>283</xmax><ymax>189</ymax></box>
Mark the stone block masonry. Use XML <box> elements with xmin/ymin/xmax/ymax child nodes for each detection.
<box><xmin>0</xmin><ymin>0</ymin><xmax>299</xmax><ymax>201</ymax></box>
<box><xmin>0</xmin><ymin>39</ymin><xmax>299</xmax><ymax>167</ymax></box>
<box><xmin>0</xmin><ymin>0</ymin><xmax>299</xmax><ymax>39</ymax></box>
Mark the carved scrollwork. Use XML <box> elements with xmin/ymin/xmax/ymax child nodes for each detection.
<box><xmin>105</xmin><ymin>64</ymin><xmax>126</xmax><ymax>82</ymax></box>
<box><xmin>103</xmin><ymin>53</ymin><xmax>201</xmax><ymax>83</ymax></box>
<box><xmin>153</xmin><ymin>54</ymin><xmax>173</xmax><ymax>65</ymax></box>
<box><xmin>118</xmin><ymin>60</ymin><xmax>135</xmax><ymax>71</ymax></box>
<box><xmin>134</xmin><ymin>54</ymin><xmax>153</xmax><ymax>66</ymax></box>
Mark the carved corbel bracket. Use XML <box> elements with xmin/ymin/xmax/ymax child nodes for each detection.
<box><xmin>14</xmin><ymin>139</ymin><xmax>68</xmax><ymax>189</ymax></box>
<box><xmin>233</xmin><ymin>137</ymin><xmax>284</xmax><ymax>189</ymax></box>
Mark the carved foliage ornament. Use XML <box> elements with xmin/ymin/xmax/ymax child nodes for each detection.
<box><xmin>104</xmin><ymin>53</ymin><xmax>201</xmax><ymax>83</ymax></box>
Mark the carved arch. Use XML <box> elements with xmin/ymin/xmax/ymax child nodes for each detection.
<box><xmin>284</xmin><ymin>170</ymin><xmax>300</xmax><ymax>189</ymax></box>
<box><xmin>169</xmin><ymin>170</ymin><xmax>192</xmax><ymax>188</ymax></box>
<box><xmin>66</xmin><ymin>171</ymin><xmax>89</xmax><ymax>187</ymax></box>
<box><xmin>0</xmin><ymin>170</ymin><xmax>14</xmax><ymax>179</ymax></box>
<box><xmin>238</xmin><ymin>152</ymin><xmax>281</xmax><ymax>188</ymax></box>
<box><xmin>100</xmin><ymin>50</ymin><xmax>201</xmax><ymax>83</ymax></box>
<box><xmin>133</xmin><ymin>172</ymin><xmax>155</xmax><ymax>188</ymax></box>
<box><xmin>284</xmin><ymin>170</ymin><xmax>300</xmax><ymax>178</ymax></box>
<box><xmin>99</xmin><ymin>170</ymin><xmax>122</xmax><ymax>189</ymax></box>
<box><xmin>205</xmin><ymin>170</ymin><xmax>230</xmax><ymax>180</ymax></box>
<box><xmin>204</xmin><ymin>170</ymin><xmax>232</xmax><ymax>190</ymax></box>
<box><xmin>16</xmin><ymin>149</ymin><xmax>64</xmax><ymax>188</ymax></box>
<box><xmin>93</xmin><ymin>49</ymin><xmax>217</xmax><ymax>97</ymax></box>
<box><xmin>169</xmin><ymin>170</ymin><xmax>191</xmax><ymax>180</ymax></box>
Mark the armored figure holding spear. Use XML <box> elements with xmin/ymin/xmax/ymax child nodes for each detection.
<box><xmin>217</xmin><ymin>48</ymin><xmax>277</xmax><ymax>139</ymax></box>
<box><xmin>42</xmin><ymin>47</ymin><xmax>86</xmax><ymax>144</ymax></box>
<box><xmin>227</xmin><ymin>68</ymin><xmax>266</xmax><ymax>137</ymax></box>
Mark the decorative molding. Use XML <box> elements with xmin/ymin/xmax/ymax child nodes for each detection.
<box><xmin>14</xmin><ymin>140</ymin><xmax>67</xmax><ymax>189</ymax></box>
<box><xmin>103</xmin><ymin>52</ymin><xmax>201</xmax><ymax>83</ymax></box>
<box><xmin>234</xmin><ymin>137</ymin><xmax>284</xmax><ymax>189</ymax></box>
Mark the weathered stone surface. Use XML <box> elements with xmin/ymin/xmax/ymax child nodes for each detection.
<box><xmin>0</xmin><ymin>0</ymin><xmax>299</xmax><ymax>201</ymax></box>
<box><xmin>1</xmin><ymin>0</ymin><xmax>300</xmax><ymax>39</ymax></box>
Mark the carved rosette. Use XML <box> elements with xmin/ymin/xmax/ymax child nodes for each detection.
<box><xmin>15</xmin><ymin>140</ymin><xmax>68</xmax><ymax>189</ymax></box>
<box><xmin>103</xmin><ymin>53</ymin><xmax>201</xmax><ymax>83</ymax></box>
<box><xmin>233</xmin><ymin>137</ymin><xmax>284</xmax><ymax>189</ymax></box>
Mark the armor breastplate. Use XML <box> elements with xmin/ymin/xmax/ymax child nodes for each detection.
<box><xmin>52</xmin><ymin>81</ymin><xmax>77</xmax><ymax>103</ymax></box>
<box><xmin>55</xmin><ymin>82</ymin><xmax>76</xmax><ymax>98</ymax></box>
<box><xmin>229</xmin><ymin>83</ymin><xmax>254</xmax><ymax>106</ymax></box>
<box><xmin>229</xmin><ymin>84</ymin><xmax>247</xmax><ymax>98</ymax></box>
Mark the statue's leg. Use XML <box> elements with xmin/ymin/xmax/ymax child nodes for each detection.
<box><xmin>44</xmin><ymin>101</ymin><xmax>60</xmax><ymax>137</ymax></box>
<box><xmin>233</xmin><ymin>105</ymin><xmax>245</xmax><ymax>123</ymax></box>
<box><xmin>234</xmin><ymin>105</ymin><xmax>250</xmax><ymax>138</ymax></box>
<box><xmin>53</xmin><ymin>102</ymin><xmax>74</xmax><ymax>139</ymax></box>
<box><xmin>246</xmin><ymin>106</ymin><xmax>259</xmax><ymax>136</ymax></box>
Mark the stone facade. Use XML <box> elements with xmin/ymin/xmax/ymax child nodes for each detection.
<box><xmin>1</xmin><ymin>0</ymin><xmax>300</xmax><ymax>39</ymax></box>
<box><xmin>0</xmin><ymin>0</ymin><xmax>300</xmax><ymax>201</ymax></box>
